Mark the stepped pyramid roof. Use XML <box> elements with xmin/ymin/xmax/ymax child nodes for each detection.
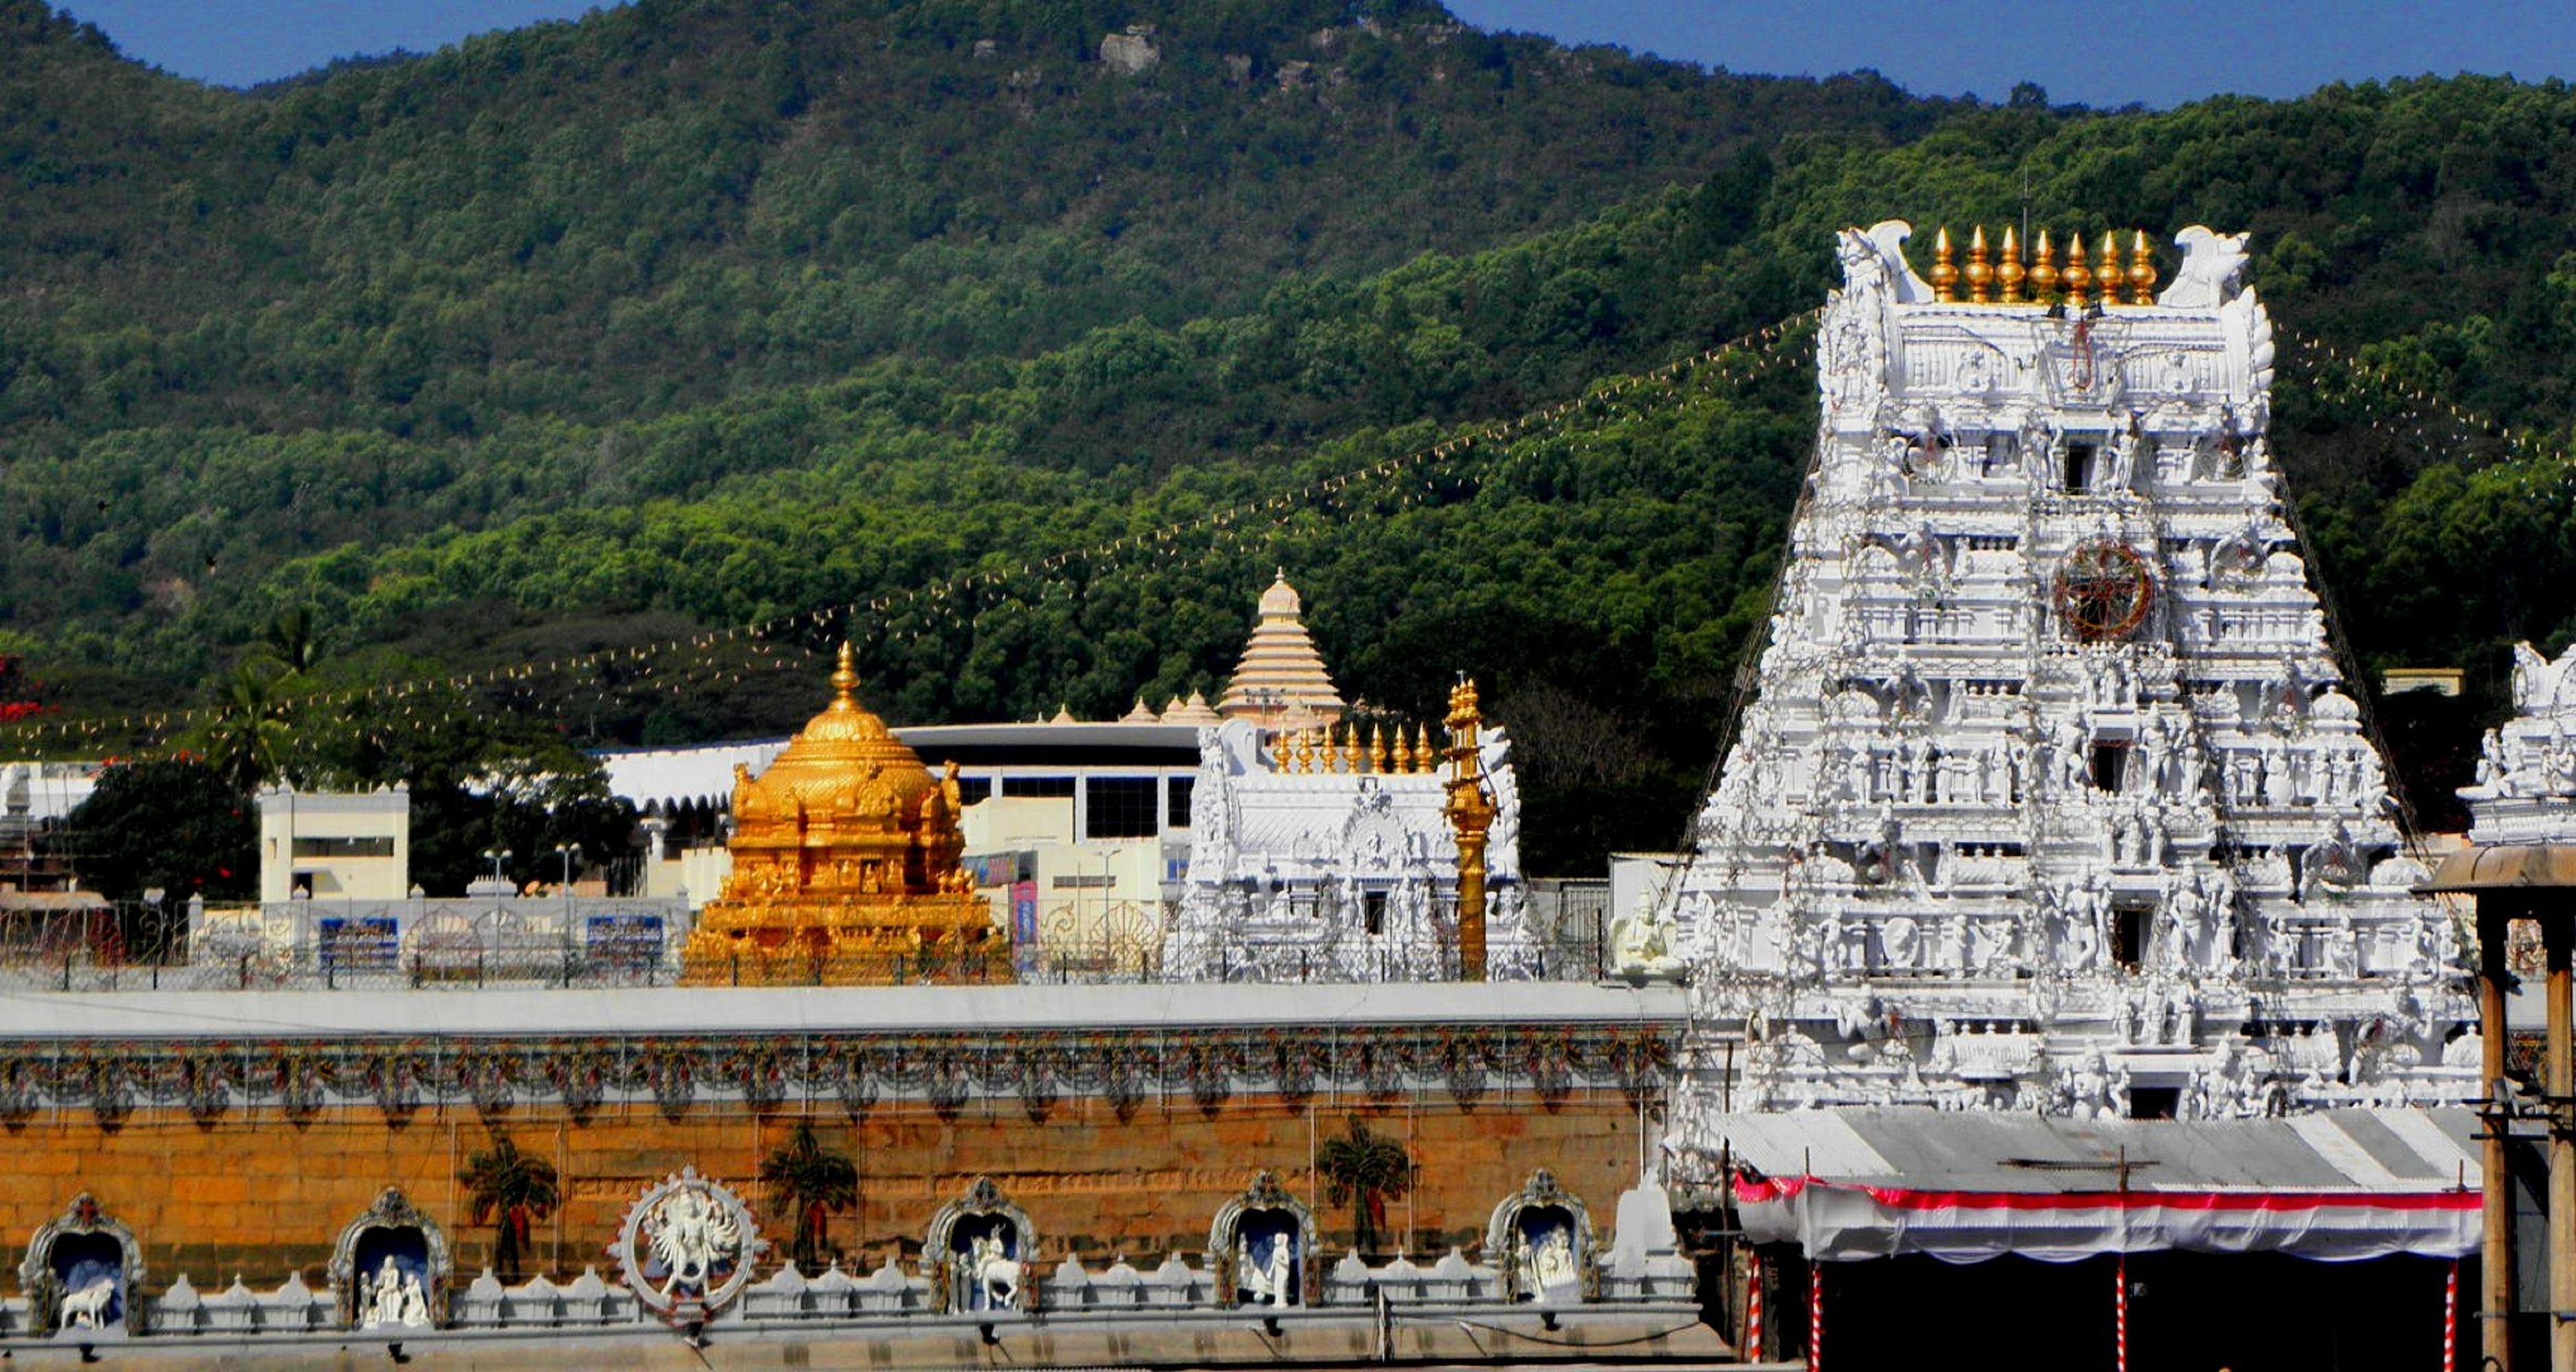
<box><xmin>1217</xmin><ymin>571</ymin><xmax>1345</xmax><ymax>727</ymax></box>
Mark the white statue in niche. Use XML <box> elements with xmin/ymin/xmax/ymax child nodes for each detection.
<box><xmin>1520</xmin><ymin>1222</ymin><xmax>1580</xmax><ymax>1299</ymax></box>
<box><xmin>965</xmin><ymin>1235</ymin><xmax>1022</xmax><ymax>1309</ymax></box>
<box><xmin>364</xmin><ymin>1257</ymin><xmax>432</xmax><ymax>1329</ymax></box>
<box><xmin>1242</xmin><ymin>1231</ymin><xmax>1294</xmax><ymax>1305</ymax></box>
<box><xmin>1609</xmin><ymin>908</ymin><xmax>1687</xmax><ymax>982</ymax></box>
<box><xmin>56</xmin><ymin>1277</ymin><xmax>114</xmax><ymax>1329</ymax></box>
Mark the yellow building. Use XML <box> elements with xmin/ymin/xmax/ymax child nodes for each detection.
<box><xmin>679</xmin><ymin>644</ymin><xmax>1006</xmax><ymax>984</ymax></box>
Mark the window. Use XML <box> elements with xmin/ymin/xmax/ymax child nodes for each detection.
<box><xmin>1085</xmin><ymin>777</ymin><xmax>1160</xmax><ymax>839</ymax></box>
<box><xmin>1166</xmin><ymin>775</ymin><xmax>1195</xmax><ymax>829</ymax></box>
<box><xmin>2089</xmin><ymin>742</ymin><xmax>2128</xmax><ymax>793</ymax></box>
<box><xmin>292</xmin><ymin>836</ymin><xmax>395</xmax><ymax>858</ymax></box>
<box><xmin>1001</xmin><ymin>776</ymin><xmax>1075</xmax><ymax>798</ymax></box>
<box><xmin>2111</xmin><ymin>901</ymin><xmax>2151</xmax><ymax>971</ymax></box>
<box><xmin>955</xmin><ymin>776</ymin><xmax>992</xmax><ymax>807</ymax></box>
<box><xmin>2063</xmin><ymin>441</ymin><xmax>2096</xmax><ymax>492</ymax></box>
<box><xmin>2128</xmin><ymin>1085</ymin><xmax>2179</xmax><ymax>1120</ymax></box>
<box><xmin>1364</xmin><ymin>890</ymin><xmax>1387</xmax><ymax>936</ymax></box>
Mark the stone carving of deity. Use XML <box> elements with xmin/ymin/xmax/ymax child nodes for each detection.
<box><xmin>1971</xmin><ymin>916</ymin><xmax>2016</xmax><ymax>975</ymax></box>
<box><xmin>2051</xmin><ymin>718</ymin><xmax>2089</xmax><ymax>792</ymax></box>
<box><xmin>364</xmin><ymin>1255</ymin><xmax>430</xmax><ymax>1329</ymax></box>
<box><xmin>1880</xmin><ymin>916</ymin><xmax>1920</xmax><ymax>972</ymax></box>
<box><xmin>1521</xmin><ymin>1223</ymin><xmax>1580</xmax><ymax>1299</ymax></box>
<box><xmin>1242</xmin><ymin>1231</ymin><xmax>1295</xmax><ymax>1306</ymax></box>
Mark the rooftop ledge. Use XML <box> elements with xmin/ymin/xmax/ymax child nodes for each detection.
<box><xmin>0</xmin><ymin>979</ymin><xmax>1688</xmax><ymax>1041</ymax></box>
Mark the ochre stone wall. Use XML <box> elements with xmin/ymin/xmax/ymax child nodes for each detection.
<box><xmin>0</xmin><ymin>1091</ymin><xmax>1650</xmax><ymax>1292</ymax></box>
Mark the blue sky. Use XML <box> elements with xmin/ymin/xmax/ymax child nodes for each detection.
<box><xmin>54</xmin><ymin>0</ymin><xmax>2576</xmax><ymax>109</ymax></box>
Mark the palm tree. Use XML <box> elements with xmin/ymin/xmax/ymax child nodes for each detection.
<box><xmin>1316</xmin><ymin>1117</ymin><xmax>1412</xmax><ymax>1257</ymax></box>
<box><xmin>760</xmin><ymin>1122</ymin><xmax>858</xmax><ymax>1273</ymax></box>
<box><xmin>187</xmin><ymin>663</ymin><xmax>294</xmax><ymax>793</ymax></box>
<box><xmin>257</xmin><ymin>606</ymin><xmax>326</xmax><ymax>676</ymax></box>
<box><xmin>458</xmin><ymin>1135</ymin><xmax>560</xmax><ymax>1281</ymax></box>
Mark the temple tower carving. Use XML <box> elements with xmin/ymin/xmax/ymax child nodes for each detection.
<box><xmin>1646</xmin><ymin>222</ymin><xmax>2472</xmax><ymax>1123</ymax></box>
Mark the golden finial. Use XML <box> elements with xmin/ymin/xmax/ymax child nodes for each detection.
<box><xmin>1407</xmin><ymin>723</ymin><xmax>1428</xmax><ymax>774</ymax></box>
<box><xmin>830</xmin><ymin>641</ymin><xmax>860</xmax><ymax>707</ymax></box>
<box><xmin>2061</xmin><ymin>231</ymin><xmax>2091</xmax><ymax>309</ymax></box>
<box><xmin>2127</xmin><ymin>229</ymin><xmax>2157</xmax><ymax>305</ymax></box>
<box><xmin>2030</xmin><ymin>230</ymin><xmax>2059</xmax><ymax>303</ymax></box>
<box><xmin>1372</xmin><ymin>723</ymin><xmax>1392</xmax><ymax>773</ymax></box>
<box><xmin>1929</xmin><ymin>226</ymin><xmax>1958</xmax><ymax>302</ymax></box>
<box><xmin>1445</xmin><ymin>675</ymin><xmax>1482</xmax><ymax>730</ymax></box>
<box><xmin>2096</xmin><ymin>234</ymin><xmax>2122</xmax><ymax>307</ymax></box>
<box><xmin>1342</xmin><ymin>722</ymin><xmax>1364</xmax><ymax>772</ymax></box>
<box><xmin>1964</xmin><ymin>225</ymin><xmax>1992</xmax><ymax>304</ymax></box>
<box><xmin>1294</xmin><ymin>726</ymin><xmax>1316</xmax><ymax>774</ymax></box>
<box><xmin>1997</xmin><ymin>226</ymin><xmax>2025</xmax><ymax>304</ymax></box>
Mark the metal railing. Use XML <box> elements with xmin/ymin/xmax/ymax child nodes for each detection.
<box><xmin>0</xmin><ymin>896</ymin><xmax>1613</xmax><ymax>992</ymax></box>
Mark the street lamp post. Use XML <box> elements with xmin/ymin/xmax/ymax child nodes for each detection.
<box><xmin>482</xmin><ymin>848</ymin><xmax>512</xmax><ymax>890</ymax></box>
<box><xmin>554</xmin><ymin>844</ymin><xmax>578</xmax><ymax>893</ymax></box>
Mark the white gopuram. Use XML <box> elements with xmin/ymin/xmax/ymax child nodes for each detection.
<box><xmin>1164</xmin><ymin>717</ymin><xmax>1535</xmax><ymax>982</ymax></box>
<box><xmin>1647</xmin><ymin>222</ymin><xmax>2472</xmax><ymax>1121</ymax></box>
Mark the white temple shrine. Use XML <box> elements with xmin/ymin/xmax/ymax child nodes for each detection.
<box><xmin>1642</xmin><ymin>222</ymin><xmax>2476</xmax><ymax>1123</ymax></box>
<box><xmin>1164</xmin><ymin>578</ymin><xmax>1537</xmax><ymax>981</ymax></box>
<box><xmin>2462</xmin><ymin>641</ymin><xmax>2576</xmax><ymax>844</ymax></box>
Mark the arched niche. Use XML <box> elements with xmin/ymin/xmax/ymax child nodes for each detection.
<box><xmin>329</xmin><ymin>1187</ymin><xmax>450</xmax><ymax>1330</ymax></box>
<box><xmin>1485</xmin><ymin>1169</ymin><xmax>1595</xmax><ymax>1305</ymax></box>
<box><xmin>21</xmin><ymin>1193</ymin><xmax>143</xmax><ymax>1335</ymax></box>
<box><xmin>1209</xmin><ymin>1170</ymin><xmax>1318</xmax><ymax>1308</ymax></box>
<box><xmin>924</xmin><ymin>1176</ymin><xmax>1034</xmax><ymax>1314</ymax></box>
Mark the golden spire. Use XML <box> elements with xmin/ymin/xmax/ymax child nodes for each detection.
<box><xmin>1998</xmin><ymin>226</ymin><xmax>2025</xmax><ymax>304</ymax></box>
<box><xmin>1342</xmin><ymin>723</ymin><xmax>1364</xmax><ymax>772</ymax></box>
<box><xmin>2030</xmin><ymin>230</ymin><xmax>2059</xmax><ymax>303</ymax></box>
<box><xmin>1405</xmin><ymin>723</ymin><xmax>1427</xmax><ymax>774</ymax></box>
<box><xmin>830</xmin><ymin>641</ymin><xmax>860</xmax><ymax>707</ymax></box>
<box><xmin>1929</xmin><ymin>226</ymin><xmax>1958</xmax><ymax>302</ymax></box>
<box><xmin>1442</xmin><ymin>676</ymin><xmax>1495</xmax><ymax>982</ymax></box>
<box><xmin>1964</xmin><ymin>225</ymin><xmax>1992</xmax><ymax>303</ymax></box>
<box><xmin>2097</xmin><ymin>233</ymin><xmax>2122</xmax><ymax>307</ymax></box>
<box><xmin>1371</xmin><ymin>722</ymin><xmax>1392</xmax><ymax>773</ymax></box>
<box><xmin>2061</xmin><ymin>231</ymin><xmax>2092</xmax><ymax>309</ymax></box>
<box><xmin>2127</xmin><ymin>229</ymin><xmax>2157</xmax><ymax>305</ymax></box>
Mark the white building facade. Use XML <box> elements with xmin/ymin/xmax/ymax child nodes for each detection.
<box><xmin>1643</xmin><ymin>222</ymin><xmax>2474</xmax><ymax>1126</ymax></box>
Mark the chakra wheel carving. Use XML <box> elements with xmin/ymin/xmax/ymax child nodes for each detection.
<box><xmin>611</xmin><ymin>1167</ymin><xmax>766</xmax><ymax>1322</ymax></box>
<box><xmin>2053</xmin><ymin>540</ymin><xmax>2154</xmax><ymax>642</ymax></box>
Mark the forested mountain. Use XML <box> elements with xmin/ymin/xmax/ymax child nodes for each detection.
<box><xmin>6</xmin><ymin>0</ymin><xmax>2576</xmax><ymax>866</ymax></box>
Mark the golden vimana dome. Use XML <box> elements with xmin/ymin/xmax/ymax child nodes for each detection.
<box><xmin>679</xmin><ymin>643</ymin><xmax>1006</xmax><ymax>986</ymax></box>
<box><xmin>734</xmin><ymin>641</ymin><xmax>942</xmax><ymax>830</ymax></box>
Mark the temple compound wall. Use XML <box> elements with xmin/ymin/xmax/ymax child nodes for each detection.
<box><xmin>0</xmin><ymin>983</ymin><xmax>1685</xmax><ymax>1338</ymax></box>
